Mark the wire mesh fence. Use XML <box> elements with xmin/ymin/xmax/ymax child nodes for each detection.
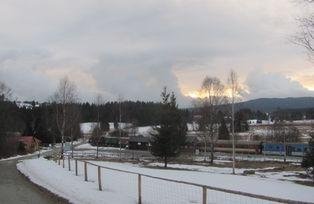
<box><xmin>54</xmin><ymin>156</ymin><xmax>312</xmax><ymax>204</ymax></box>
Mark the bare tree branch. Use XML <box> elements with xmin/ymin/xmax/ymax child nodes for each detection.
<box><xmin>51</xmin><ymin>77</ymin><xmax>79</xmax><ymax>156</ymax></box>
<box><xmin>0</xmin><ymin>81</ymin><xmax>12</xmax><ymax>101</ymax></box>
<box><xmin>293</xmin><ymin>8</ymin><xmax>314</xmax><ymax>61</ymax></box>
<box><xmin>196</xmin><ymin>76</ymin><xmax>227</xmax><ymax>164</ymax></box>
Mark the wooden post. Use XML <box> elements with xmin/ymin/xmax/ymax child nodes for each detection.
<box><xmin>138</xmin><ymin>174</ymin><xmax>142</xmax><ymax>204</ymax></box>
<box><xmin>98</xmin><ymin>166</ymin><xmax>102</xmax><ymax>191</ymax></box>
<box><xmin>202</xmin><ymin>186</ymin><xmax>207</xmax><ymax>204</ymax></box>
<box><xmin>75</xmin><ymin>159</ymin><xmax>78</xmax><ymax>176</ymax></box>
<box><xmin>62</xmin><ymin>157</ymin><xmax>65</xmax><ymax>168</ymax></box>
<box><xmin>68</xmin><ymin>156</ymin><xmax>71</xmax><ymax>171</ymax></box>
<box><xmin>84</xmin><ymin>162</ymin><xmax>88</xmax><ymax>181</ymax></box>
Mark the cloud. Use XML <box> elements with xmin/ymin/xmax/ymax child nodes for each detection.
<box><xmin>0</xmin><ymin>0</ymin><xmax>312</xmax><ymax>107</ymax></box>
<box><xmin>292</xmin><ymin>74</ymin><xmax>314</xmax><ymax>91</ymax></box>
<box><xmin>245</xmin><ymin>71</ymin><xmax>314</xmax><ymax>99</ymax></box>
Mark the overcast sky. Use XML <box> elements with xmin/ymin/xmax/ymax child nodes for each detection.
<box><xmin>0</xmin><ymin>0</ymin><xmax>313</xmax><ymax>106</ymax></box>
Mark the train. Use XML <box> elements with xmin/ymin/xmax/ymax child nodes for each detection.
<box><xmin>186</xmin><ymin>139</ymin><xmax>309</xmax><ymax>157</ymax></box>
<box><xmin>89</xmin><ymin>135</ymin><xmax>310</xmax><ymax>157</ymax></box>
<box><xmin>262</xmin><ymin>142</ymin><xmax>309</xmax><ymax>156</ymax></box>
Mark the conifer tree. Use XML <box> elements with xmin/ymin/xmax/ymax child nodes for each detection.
<box><xmin>218</xmin><ymin>117</ymin><xmax>230</xmax><ymax>140</ymax></box>
<box><xmin>150</xmin><ymin>87</ymin><xmax>186</xmax><ymax>167</ymax></box>
<box><xmin>302</xmin><ymin>140</ymin><xmax>314</xmax><ymax>179</ymax></box>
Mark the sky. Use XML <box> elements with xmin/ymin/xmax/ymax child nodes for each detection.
<box><xmin>0</xmin><ymin>0</ymin><xmax>313</xmax><ymax>107</ymax></box>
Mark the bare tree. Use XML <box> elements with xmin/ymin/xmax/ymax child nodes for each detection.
<box><xmin>271</xmin><ymin>121</ymin><xmax>301</xmax><ymax>162</ymax></box>
<box><xmin>293</xmin><ymin>2</ymin><xmax>314</xmax><ymax>60</ymax></box>
<box><xmin>95</xmin><ymin>94</ymin><xmax>104</xmax><ymax>159</ymax></box>
<box><xmin>52</xmin><ymin>77</ymin><xmax>78</xmax><ymax>157</ymax></box>
<box><xmin>129</xmin><ymin>120</ymin><xmax>138</xmax><ymax>160</ymax></box>
<box><xmin>191</xmin><ymin>117</ymin><xmax>208</xmax><ymax>161</ymax></box>
<box><xmin>197</xmin><ymin>76</ymin><xmax>226</xmax><ymax>164</ymax></box>
<box><xmin>0</xmin><ymin>81</ymin><xmax>12</xmax><ymax>101</ymax></box>
<box><xmin>295</xmin><ymin>15</ymin><xmax>314</xmax><ymax>60</ymax></box>
<box><xmin>271</xmin><ymin>121</ymin><xmax>287</xmax><ymax>162</ymax></box>
<box><xmin>66</xmin><ymin>104</ymin><xmax>81</xmax><ymax>158</ymax></box>
<box><xmin>228</xmin><ymin>70</ymin><xmax>241</xmax><ymax>174</ymax></box>
<box><xmin>117</xmin><ymin>95</ymin><xmax>123</xmax><ymax>160</ymax></box>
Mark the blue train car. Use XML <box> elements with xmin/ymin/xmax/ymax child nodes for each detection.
<box><xmin>262</xmin><ymin>143</ymin><xmax>309</xmax><ymax>157</ymax></box>
<box><xmin>287</xmin><ymin>143</ymin><xmax>309</xmax><ymax>156</ymax></box>
<box><xmin>262</xmin><ymin>143</ymin><xmax>285</xmax><ymax>156</ymax></box>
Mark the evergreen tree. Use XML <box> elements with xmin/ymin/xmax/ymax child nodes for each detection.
<box><xmin>302</xmin><ymin>140</ymin><xmax>314</xmax><ymax>179</ymax></box>
<box><xmin>218</xmin><ymin>117</ymin><xmax>230</xmax><ymax>140</ymax></box>
<box><xmin>234</xmin><ymin>110</ymin><xmax>249</xmax><ymax>132</ymax></box>
<box><xmin>150</xmin><ymin>87</ymin><xmax>186</xmax><ymax>167</ymax></box>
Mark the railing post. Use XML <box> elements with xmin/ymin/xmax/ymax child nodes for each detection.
<box><xmin>62</xmin><ymin>156</ymin><xmax>65</xmax><ymax>168</ymax></box>
<box><xmin>98</xmin><ymin>166</ymin><xmax>102</xmax><ymax>191</ymax></box>
<box><xmin>58</xmin><ymin>157</ymin><xmax>60</xmax><ymax>165</ymax></box>
<box><xmin>68</xmin><ymin>156</ymin><xmax>71</xmax><ymax>171</ymax></box>
<box><xmin>84</xmin><ymin>162</ymin><xmax>88</xmax><ymax>181</ymax></box>
<box><xmin>138</xmin><ymin>174</ymin><xmax>142</xmax><ymax>204</ymax></box>
<box><xmin>202</xmin><ymin>186</ymin><xmax>207</xmax><ymax>204</ymax></box>
<box><xmin>75</xmin><ymin>159</ymin><xmax>78</xmax><ymax>176</ymax></box>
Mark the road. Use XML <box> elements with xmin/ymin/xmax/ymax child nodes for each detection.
<box><xmin>0</xmin><ymin>152</ymin><xmax>68</xmax><ymax>204</ymax></box>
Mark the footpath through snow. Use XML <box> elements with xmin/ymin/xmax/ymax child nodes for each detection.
<box><xmin>17</xmin><ymin>158</ymin><xmax>314</xmax><ymax>204</ymax></box>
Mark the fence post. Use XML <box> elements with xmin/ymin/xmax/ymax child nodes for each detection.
<box><xmin>84</xmin><ymin>162</ymin><xmax>88</xmax><ymax>181</ymax></box>
<box><xmin>75</xmin><ymin>159</ymin><xmax>78</xmax><ymax>176</ymax></box>
<box><xmin>138</xmin><ymin>174</ymin><xmax>142</xmax><ymax>204</ymax></box>
<box><xmin>62</xmin><ymin>157</ymin><xmax>65</xmax><ymax>168</ymax></box>
<box><xmin>202</xmin><ymin>186</ymin><xmax>207</xmax><ymax>204</ymax></box>
<box><xmin>98</xmin><ymin>166</ymin><xmax>102</xmax><ymax>191</ymax></box>
<box><xmin>68</xmin><ymin>156</ymin><xmax>71</xmax><ymax>171</ymax></box>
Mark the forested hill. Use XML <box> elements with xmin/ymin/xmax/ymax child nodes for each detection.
<box><xmin>236</xmin><ymin>97</ymin><xmax>314</xmax><ymax>112</ymax></box>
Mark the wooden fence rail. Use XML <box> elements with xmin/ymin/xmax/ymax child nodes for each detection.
<box><xmin>57</xmin><ymin>155</ymin><xmax>314</xmax><ymax>204</ymax></box>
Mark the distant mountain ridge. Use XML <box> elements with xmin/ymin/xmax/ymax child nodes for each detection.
<box><xmin>236</xmin><ymin>97</ymin><xmax>314</xmax><ymax>112</ymax></box>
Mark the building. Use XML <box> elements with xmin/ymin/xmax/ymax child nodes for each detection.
<box><xmin>19</xmin><ymin>136</ymin><xmax>41</xmax><ymax>153</ymax></box>
<box><xmin>128</xmin><ymin>136</ymin><xmax>151</xmax><ymax>150</ymax></box>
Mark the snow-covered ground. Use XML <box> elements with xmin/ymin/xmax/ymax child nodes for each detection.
<box><xmin>75</xmin><ymin>143</ymin><xmax>124</xmax><ymax>151</ymax></box>
<box><xmin>0</xmin><ymin>149</ymin><xmax>51</xmax><ymax>162</ymax></box>
<box><xmin>17</xmin><ymin>158</ymin><xmax>314</xmax><ymax>204</ymax></box>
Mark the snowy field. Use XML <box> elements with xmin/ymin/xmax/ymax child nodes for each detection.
<box><xmin>17</xmin><ymin>158</ymin><xmax>314</xmax><ymax>204</ymax></box>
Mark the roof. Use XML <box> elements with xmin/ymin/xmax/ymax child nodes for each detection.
<box><xmin>19</xmin><ymin>136</ymin><xmax>41</xmax><ymax>144</ymax></box>
<box><xmin>19</xmin><ymin>136</ymin><xmax>34</xmax><ymax>145</ymax></box>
